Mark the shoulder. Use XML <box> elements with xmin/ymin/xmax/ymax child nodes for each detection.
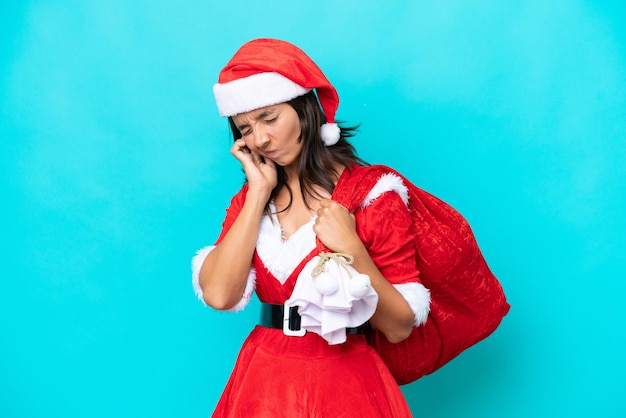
<box><xmin>359</xmin><ymin>170</ymin><xmax>409</xmax><ymax>208</ymax></box>
<box><xmin>352</xmin><ymin>165</ymin><xmax>414</xmax><ymax>235</ymax></box>
<box><xmin>340</xmin><ymin>164</ymin><xmax>410</xmax><ymax>209</ymax></box>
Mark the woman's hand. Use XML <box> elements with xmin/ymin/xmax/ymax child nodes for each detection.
<box><xmin>313</xmin><ymin>198</ymin><xmax>365</xmax><ymax>255</ymax></box>
<box><xmin>231</xmin><ymin>139</ymin><xmax>277</xmax><ymax>196</ymax></box>
<box><xmin>315</xmin><ymin>197</ymin><xmax>416</xmax><ymax>343</ymax></box>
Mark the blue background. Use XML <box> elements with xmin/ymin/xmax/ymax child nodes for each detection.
<box><xmin>1</xmin><ymin>1</ymin><xmax>624</xmax><ymax>417</ymax></box>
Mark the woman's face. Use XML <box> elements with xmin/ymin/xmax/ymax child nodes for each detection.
<box><xmin>232</xmin><ymin>103</ymin><xmax>303</xmax><ymax>168</ymax></box>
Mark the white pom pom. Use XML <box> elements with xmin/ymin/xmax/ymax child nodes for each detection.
<box><xmin>320</xmin><ymin>123</ymin><xmax>340</xmax><ymax>146</ymax></box>
<box><xmin>315</xmin><ymin>273</ymin><xmax>339</xmax><ymax>295</ymax></box>
<box><xmin>348</xmin><ymin>274</ymin><xmax>371</xmax><ymax>298</ymax></box>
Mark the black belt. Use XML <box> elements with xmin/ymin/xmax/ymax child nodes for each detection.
<box><xmin>260</xmin><ymin>303</ymin><xmax>371</xmax><ymax>335</ymax></box>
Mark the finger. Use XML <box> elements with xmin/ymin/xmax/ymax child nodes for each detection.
<box><xmin>231</xmin><ymin>140</ymin><xmax>250</xmax><ymax>159</ymax></box>
<box><xmin>232</xmin><ymin>139</ymin><xmax>248</xmax><ymax>152</ymax></box>
<box><xmin>262</xmin><ymin>157</ymin><xmax>276</xmax><ymax>169</ymax></box>
<box><xmin>321</xmin><ymin>199</ymin><xmax>348</xmax><ymax>214</ymax></box>
<box><xmin>232</xmin><ymin>150</ymin><xmax>255</xmax><ymax>168</ymax></box>
<box><xmin>249</xmin><ymin>150</ymin><xmax>262</xmax><ymax>165</ymax></box>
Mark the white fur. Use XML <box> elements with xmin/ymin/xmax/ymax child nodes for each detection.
<box><xmin>191</xmin><ymin>245</ymin><xmax>257</xmax><ymax>312</ymax></box>
<box><xmin>255</xmin><ymin>209</ymin><xmax>317</xmax><ymax>284</ymax></box>
<box><xmin>320</xmin><ymin>123</ymin><xmax>340</xmax><ymax>146</ymax></box>
<box><xmin>213</xmin><ymin>72</ymin><xmax>311</xmax><ymax>117</ymax></box>
<box><xmin>191</xmin><ymin>174</ymin><xmax>413</xmax><ymax>312</ymax></box>
<box><xmin>360</xmin><ymin>173</ymin><xmax>409</xmax><ymax>208</ymax></box>
<box><xmin>359</xmin><ymin>174</ymin><xmax>428</xmax><ymax>325</ymax></box>
<box><xmin>393</xmin><ymin>282</ymin><xmax>431</xmax><ymax>326</ymax></box>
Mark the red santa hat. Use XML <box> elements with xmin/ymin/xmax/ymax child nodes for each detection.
<box><xmin>213</xmin><ymin>38</ymin><xmax>341</xmax><ymax>146</ymax></box>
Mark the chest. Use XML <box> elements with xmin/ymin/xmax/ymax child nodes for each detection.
<box><xmin>273</xmin><ymin>185</ymin><xmax>329</xmax><ymax>240</ymax></box>
<box><xmin>253</xmin><ymin>209</ymin><xmax>318</xmax><ymax>304</ymax></box>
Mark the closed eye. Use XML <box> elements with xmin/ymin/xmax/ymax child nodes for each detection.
<box><xmin>236</xmin><ymin>123</ymin><xmax>252</xmax><ymax>136</ymax></box>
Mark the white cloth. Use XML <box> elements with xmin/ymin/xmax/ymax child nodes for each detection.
<box><xmin>285</xmin><ymin>254</ymin><xmax>379</xmax><ymax>345</ymax></box>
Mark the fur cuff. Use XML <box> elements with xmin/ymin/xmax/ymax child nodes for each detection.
<box><xmin>360</xmin><ymin>173</ymin><xmax>409</xmax><ymax>208</ymax></box>
<box><xmin>393</xmin><ymin>282</ymin><xmax>431</xmax><ymax>326</ymax></box>
<box><xmin>191</xmin><ymin>245</ymin><xmax>256</xmax><ymax>312</ymax></box>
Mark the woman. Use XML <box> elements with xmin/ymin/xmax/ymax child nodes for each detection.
<box><xmin>192</xmin><ymin>38</ymin><xmax>431</xmax><ymax>417</ymax></box>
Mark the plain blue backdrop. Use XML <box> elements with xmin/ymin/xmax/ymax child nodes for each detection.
<box><xmin>1</xmin><ymin>1</ymin><xmax>624</xmax><ymax>417</ymax></box>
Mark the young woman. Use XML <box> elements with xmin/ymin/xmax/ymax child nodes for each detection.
<box><xmin>192</xmin><ymin>38</ymin><xmax>432</xmax><ymax>417</ymax></box>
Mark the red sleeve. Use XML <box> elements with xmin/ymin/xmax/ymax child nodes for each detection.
<box><xmin>213</xmin><ymin>184</ymin><xmax>249</xmax><ymax>245</ymax></box>
<box><xmin>354</xmin><ymin>191</ymin><xmax>421</xmax><ymax>285</ymax></box>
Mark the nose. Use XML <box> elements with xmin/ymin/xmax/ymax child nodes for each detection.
<box><xmin>253</xmin><ymin>126</ymin><xmax>270</xmax><ymax>149</ymax></box>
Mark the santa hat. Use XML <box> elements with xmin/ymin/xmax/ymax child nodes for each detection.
<box><xmin>213</xmin><ymin>38</ymin><xmax>341</xmax><ymax>146</ymax></box>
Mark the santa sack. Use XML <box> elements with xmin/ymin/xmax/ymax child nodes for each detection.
<box><xmin>326</xmin><ymin>164</ymin><xmax>510</xmax><ymax>385</ymax></box>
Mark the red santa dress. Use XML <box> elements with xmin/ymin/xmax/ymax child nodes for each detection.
<box><xmin>192</xmin><ymin>166</ymin><xmax>431</xmax><ymax>418</ymax></box>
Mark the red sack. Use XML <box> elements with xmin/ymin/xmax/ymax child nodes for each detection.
<box><xmin>329</xmin><ymin>164</ymin><xmax>510</xmax><ymax>385</ymax></box>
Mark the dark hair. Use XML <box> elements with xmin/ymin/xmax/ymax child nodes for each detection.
<box><xmin>228</xmin><ymin>91</ymin><xmax>367</xmax><ymax>213</ymax></box>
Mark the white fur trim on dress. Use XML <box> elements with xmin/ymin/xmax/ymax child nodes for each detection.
<box><xmin>213</xmin><ymin>72</ymin><xmax>311</xmax><ymax>117</ymax></box>
<box><xmin>191</xmin><ymin>245</ymin><xmax>256</xmax><ymax>312</ymax></box>
<box><xmin>393</xmin><ymin>282</ymin><xmax>431</xmax><ymax>326</ymax></box>
<box><xmin>360</xmin><ymin>173</ymin><xmax>409</xmax><ymax>208</ymax></box>
<box><xmin>255</xmin><ymin>208</ymin><xmax>317</xmax><ymax>284</ymax></box>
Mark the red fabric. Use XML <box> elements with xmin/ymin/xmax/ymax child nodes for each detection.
<box><xmin>353</xmin><ymin>191</ymin><xmax>422</xmax><ymax>285</ymax></box>
<box><xmin>213</xmin><ymin>223</ymin><xmax>414</xmax><ymax>415</ymax></box>
<box><xmin>212</xmin><ymin>327</ymin><xmax>411</xmax><ymax>418</ymax></box>
<box><xmin>210</xmin><ymin>171</ymin><xmax>419</xmax><ymax>416</ymax></box>
<box><xmin>217</xmin><ymin>38</ymin><xmax>338</xmax><ymax>124</ymax></box>
<box><xmin>214</xmin><ymin>184</ymin><xmax>248</xmax><ymax>246</ymax></box>
<box><xmin>334</xmin><ymin>164</ymin><xmax>511</xmax><ymax>385</ymax></box>
<box><xmin>208</xmin><ymin>162</ymin><xmax>509</xmax><ymax>416</ymax></box>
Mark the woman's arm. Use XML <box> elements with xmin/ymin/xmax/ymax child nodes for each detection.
<box><xmin>314</xmin><ymin>197</ymin><xmax>417</xmax><ymax>343</ymax></box>
<box><xmin>348</xmin><ymin>246</ymin><xmax>417</xmax><ymax>343</ymax></box>
<box><xmin>197</xmin><ymin>139</ymin><xmax>277</xmax><ymax>310</ymax></box>
<box><xmin>198</xmin><ymin>191</ymin><xmax>266</xmax><ymax>309</ymax></box>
